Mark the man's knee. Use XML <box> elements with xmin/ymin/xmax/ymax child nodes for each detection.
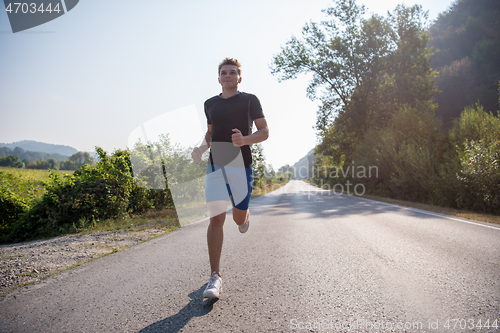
<box><xmin>209</xmin><ymin>213</ymin><xmax>225</xmax><ymax>228</ymax></box>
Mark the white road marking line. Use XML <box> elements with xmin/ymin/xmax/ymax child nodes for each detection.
<box><xmin>353</xmin><ymin>194</ymin><xmax>500</xmax><ymax>231</ymax></box>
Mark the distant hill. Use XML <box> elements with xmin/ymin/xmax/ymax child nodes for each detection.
<box><xmin>0</xmin><ymin>140</ymin><xmax>78</xmax><ymax>156</ymax></box>
<box><xmin>429</xmin><ymin>0</ymin><xmax>500</xmax><ymax>126</ymax></box>
<box><xmin>293</xmin><ymin>149</ymin><xmax>316</xmax><ymax>179</ymax></box>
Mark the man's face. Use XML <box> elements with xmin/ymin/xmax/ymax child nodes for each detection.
<box><xmin>218</xmin><ymin>64</ymin><xmax>241</xmax><ymax>89</ymax></box>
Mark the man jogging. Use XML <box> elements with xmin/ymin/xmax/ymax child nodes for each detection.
<box><xmin>191</xmin><ymin>58</ymin><xmax>269</xmax><ymax>299</ymax></box>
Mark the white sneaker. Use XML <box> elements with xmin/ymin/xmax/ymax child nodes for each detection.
<box><xmin>203</xmin><ymin>271</ymin><xmax>222</xmax><ymax>298</ymax></box>
<box><xmin>239</xmin><ymin>220</ymin><xmax>250</xmax><ymax>233</ymax></box>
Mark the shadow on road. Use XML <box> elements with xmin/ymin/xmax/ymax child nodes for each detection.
<box><xmin>253</xmin><ymin>186</ymin><xmax>446</xmax><ymax>222</ymax></box>
<box><xmin>138</xmin><ymin>284</ymin><xmax>217</xmax><ymax>333</ymax></box>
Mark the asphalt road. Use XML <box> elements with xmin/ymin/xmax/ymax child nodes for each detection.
<box><xmin>1</xmin><ymin>180</ymin><xmax>499</xmax><ymax>333</ymax></box>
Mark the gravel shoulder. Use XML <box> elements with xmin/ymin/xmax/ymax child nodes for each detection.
<box><xmin>0</xmin><ymin>226</ymin><xmax>176</xmax><ymax>295</ymax></box>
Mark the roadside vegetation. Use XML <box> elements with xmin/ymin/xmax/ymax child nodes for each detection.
<box><xmin>1</xmin><ymin>140</ymin><xmax>285</xmax><ymax>245</ymax></box>
<box><xmin>271</xmin><ymin>0</ymin><xmax>500</xmax><ymax>216</ymax></box>
<box><xmin>0</xmin><ymin>147</ymin><xmax>177</xmax><ymax>244</ymax></box>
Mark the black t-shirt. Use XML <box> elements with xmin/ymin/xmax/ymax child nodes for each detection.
<box><xmin>204</xmin><ymin>92</ymin><xmax>264</xmax><ymax>168</ymax></box>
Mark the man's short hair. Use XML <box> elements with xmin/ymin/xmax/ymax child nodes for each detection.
<box><xmin>218</xmin><ymin>57</ymin><xmax>242</xmax><ymax>76</ymax></box>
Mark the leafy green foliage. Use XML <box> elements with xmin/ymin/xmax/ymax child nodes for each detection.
<box><xmin>130</xmin><ymin>135</ymin><xmax>205</xmax><ymax>207</ymax></box>
<box><xmin>273</xmin><ymin>0</ymin><xmax>500</xmax><ymax>215</ymax></box>
<box><xmin>451</xmin><ymin>104</ymin><xmax>500</xmax><ymax>213</ymax></box>
<box><xmin>450</xmin><ymin>103</ymin><xmax>500</xmax><ymax>146</ymax></box>
<box><xmin>456</xmin><ymin>139</ymin><xmax>500</xmax><ymax>213</ymax></box>
<box><xmin>251</xmin><ymin>143</ymin><xmax>266</xmax><ymax>187</ymax></box>
<box><xmin>0</xmin><ymin>172</ymin><xmax>37</xmax><ymax>241</ymax></box>
<box><xmin>271</xmin><ymin>0</ymin><xmax>394</xmax><ymax>133</ymax></box>
<box><xmin>4</xmin><ymin>146</ymin><xmax>173</xmax><ymax>243</ymax></box>
<box><xmin>60</xmin><ymin>152</ymin><xmax>94</xmax><ymax>170</ymax></box>
<box><xmin>277</xmin><ymin>164</ymin><xmax>296</xmax><ymax>180</ymax></box>
<box><xmin>0</xmin><ymin>155</ymin><xmax>24</xmax><ymax>168</ymax></box>
<box><xmin>11</xmin><ymin>148</ymin><xmax>133</xmax><ymax>240</ymax></box>
<box><xmin>25</xmin><ymin>157</ymin><xmax>59</xmax><ymax>170</ymax></box>
<box><xmin>272</xmin><ymin>0</ymin><xmax>437</xmax><ymax>165</ymax></box>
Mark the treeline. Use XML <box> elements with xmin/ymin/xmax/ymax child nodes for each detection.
<box><xmin>0</xmin><ymin>146</ymin><xmax>68</xmax><ymax>162</ymax></box>
<box><xmin>0</xmin><ymin>147</ymin><xmax>94</xmax><ymax>170</ymax></box>
<box><xmin>271</xmin><ymin>0</ymin><xmax>500</xmax><ymax>214</ymax></box>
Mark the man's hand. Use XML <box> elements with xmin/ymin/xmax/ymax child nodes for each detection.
<box><xmin>231</xmin><ymin>128</ymin><xmax>246</xmax><ymax>147</ymax></box>
<box><xmin>191</xmin><ymin>147</ymin><xmax>202</xmax><ymax>162</ymax></box>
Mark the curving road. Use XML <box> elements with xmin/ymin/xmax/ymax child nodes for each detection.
<box><xmin>1</xmin><ymin>180</ymin><xmax>499</xmax><ymax>332</ymax></box>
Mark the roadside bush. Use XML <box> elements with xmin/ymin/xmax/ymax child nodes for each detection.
<box><xmin>450</xmin><ymin>103</ymin><xmax>500</xmax><ymax>146</ymax></box>
<box><xmin>451</xmin><ymin>104</ymin><xmax>500</xmax><ymax>213</ymax></box>
<box><xmin>456</xmin><ymin>139</ymin><xmax>500</xmax><ymax>213</ymax></box>
<box><xmin>8</xmin><ymin>147</ymin><xmax>166</xmax><ymax>242</ymax></box>
<box><xmin>0</xmin><ymin>172</ymin><xmax>36</xmax><ymax>242</ymax></box>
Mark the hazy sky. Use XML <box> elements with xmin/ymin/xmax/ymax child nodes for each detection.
<box><xmin>0</xmin><ymin>0</ymin><xmax>453</xmax><ymax>169</ymax></box>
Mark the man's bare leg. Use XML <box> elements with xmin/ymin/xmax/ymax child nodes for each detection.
<box><xmin>232</xmin><ymin>207</ymin><xmax>249</xmax><ymax>226</ymax></box>
<box><xmin>207</xmin><ymin>200</ymin><xmax>229</xmax><ymax>276</ymax></box>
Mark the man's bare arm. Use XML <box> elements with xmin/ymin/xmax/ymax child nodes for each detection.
<box><xmin>231</xmin><ymin>118</ymin><xmax>269</xmax><ymax>147</ymax></box>
<box><xmin>191</xmin><ymin>125</ymin><xmax>212</xmax><ymax>162</ymax></box>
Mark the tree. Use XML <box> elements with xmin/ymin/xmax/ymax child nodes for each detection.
<box><xmin>271</xmin><ymin>0</ymin><xmax>436</xmax><ymax>165</ymax></box>
<box><xmin>386</xmin><ymin>5</ymin><xmax>437</xmax><ymax>110</ymax></box>
<box><xmin>270</xmin><ymin>0</ymin><xmax>393</xmax><ymax>134</ymax></box>
<box><xmin>61</xmin><ymin>152</ymin><xmax>94</xmax><ymax>170</ymax></box>
<box><xmin>251</xmin><ymin>143</ymin><xmax>266</xmax><ymax>187</ymax></box>
<box><xmin>278</xmin><ymin>164</ymin><xmax>295</xmax><ymax>180</ymax></box>
<box><xmin>26</xmin><ymin>157</ymin><xmax>60</xmax><ymax>170</ymax></box>
<box><xmin>0</xmin><ymin>155</ymin><xmax>24</xmax><ymax>168</ymax></box>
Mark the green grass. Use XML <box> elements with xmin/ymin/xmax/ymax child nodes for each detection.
<box><xmin>0</xmin><ymin>166</ymin><xmax>73</xmax><ymax>180</ymax></box>
<box><xmin>0</xmin><ymin>166</ymin><xmax>74</xmax><ymax>199</ymax></box>
<box><xmin>73</xmin><ymin>208</ymin><xmax>180</xmax><ymax>235</ymax></box>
